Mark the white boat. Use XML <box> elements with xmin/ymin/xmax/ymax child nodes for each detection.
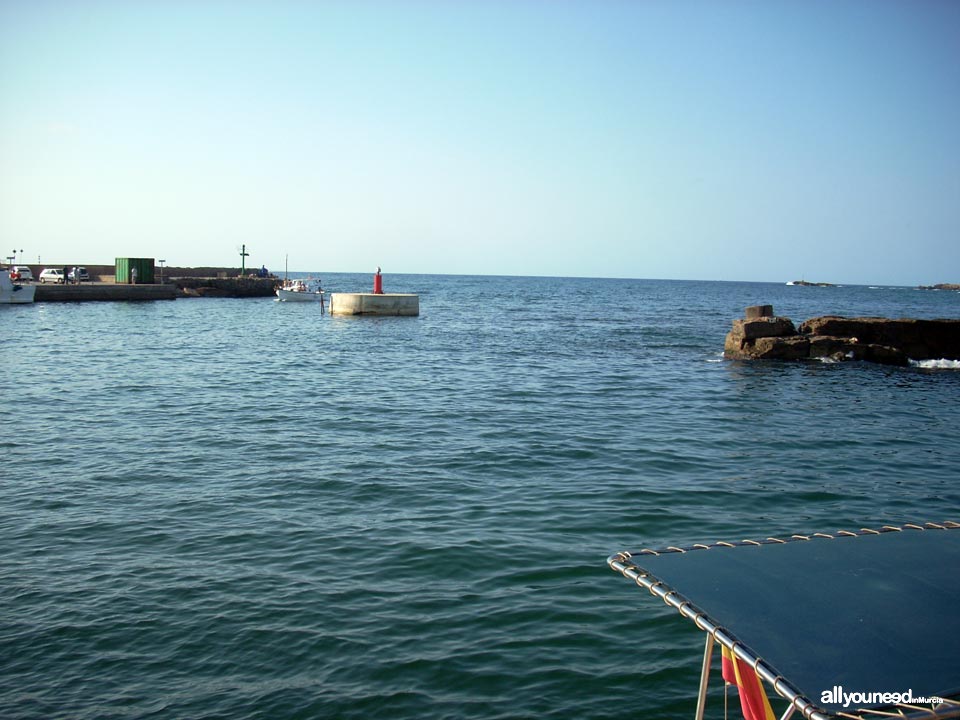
<box><xmin>276</xmin><ymin>278</ymin><xmax>325</xmax><ymax>307</ymax></box>
<box><xmin>0</xmin><ymin>268</ymin><xmax>36</xmax><ymax>304</ymax></box>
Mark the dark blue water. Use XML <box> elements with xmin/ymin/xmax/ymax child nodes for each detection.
<box><xmin>2</xmin><ymin>275</ymin><xmax>959</xmax><ymax>719</ymax></box>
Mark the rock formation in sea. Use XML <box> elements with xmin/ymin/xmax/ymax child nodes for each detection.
<box><xmin>724</xmin><ymin>306</ymin><xmax>960</xmax><ymax>366</ymax></box>
<box><xmin>918</xmin><ymin>283</ymin><xmax>960</xmax><ymax>291</ymax></box>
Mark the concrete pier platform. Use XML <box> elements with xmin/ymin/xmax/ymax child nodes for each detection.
<box><xmin>329</xmin><ymin>293</ymin><xmax>419</xmax><ymax>316</ymax></box>
<box><xmin>35</xmin><ymin>283</ymin><xmax>177</xmax><ymax>302</ymax></box>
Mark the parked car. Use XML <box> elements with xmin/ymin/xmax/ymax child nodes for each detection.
<box><xmin>39</xmin><ymin>268</ymin><xmax>65</xmax><ymax>284</ymax></box>
<box><xmin>10</xmin><ymin>265</ymin><xmax>34</xmax><ymax>281</ymax></box>
<box><xmin>68</xmin><ymin>267</ymin><xmax>90</xmax><ymax>282</ymax></box>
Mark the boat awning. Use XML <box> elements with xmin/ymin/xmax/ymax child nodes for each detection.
<box><xmin>608</xmin><ymin>522</ymin><xmax>960</xmax><ymax>720</ymax></box>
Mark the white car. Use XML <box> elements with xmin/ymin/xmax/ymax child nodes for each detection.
<box><xmin>11</xmin><ymin>265</ymin><xmax>34</xmax><ymax>281</ymax></box>
<box><xmin>68</xmin><ymin>267</ymin><xmax>90</xmax><ymax>282</ymax></box>
<box><xmin>39</xmin><ymin>268</ymin><xmax>66</xmax><ymax>284</ymax></box>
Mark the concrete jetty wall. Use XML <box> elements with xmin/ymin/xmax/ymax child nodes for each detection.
<box><xmin>33</xmin><ymin>277</ymin><xmax>276</xmax><ymax>301</ymax></box>
<box><xmin>35</xmin><ymin>284</ymin><xmax>177</xmax><ymax>302</ymax></box>
<box><xmin>329</xmin><ymin>293</ymin><xmax>419</xmax><ymax>316</ymax></box>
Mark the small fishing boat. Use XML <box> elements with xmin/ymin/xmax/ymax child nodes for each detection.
<box><xmin>276</xmin><ymin>255</ymin><xmax>324</xmax><ymax>308</ymax></box>
<box><xmin>0</xmin><ymin>268</ymin><xmax>36</xmax><ymax>304</ymax></box>
<box><xmin>276</xmin><ymin>278</ymin><xmax>325</xmax><ymax>306</ymax></box>
<box><xmin>608</xmin><ymin>521</ymin><xmax>960</xmax><ymax>720</ymax></box>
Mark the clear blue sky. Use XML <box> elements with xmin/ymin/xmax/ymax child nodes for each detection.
<box><xmin>1</xmin><ymin>0</ymin><xmax>958</xmax><ymax>285</ymax></box>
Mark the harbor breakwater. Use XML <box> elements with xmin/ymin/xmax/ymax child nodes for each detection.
<box><xmin>35</xmin><ymin>283</ymin><xmax>178</xmax><ymax>302</ymax></box>
<box><xmin>15</xmin><ymin>264</ymin><xmax>269</xmax><ymax>283</ymax></box>
<box><xmin>174</xmin><ymin>277</ymin><xmax>277</xmax><ymax>298</ymax></box>
<box><xmin>32</xmin><ymin>275</ymin><xmax>277</xmax><ymax>302</ymax></box>
<box><xmin>724</xmin><ymin>305</ymin><xmax>960</xmax><ymax>365</ymax></box>
<box><xmin>34</xmin><ymin>279</ymin><xmax>276</xmax><ymax>301</ymax></box>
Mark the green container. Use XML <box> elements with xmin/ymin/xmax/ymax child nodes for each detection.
<box><xmin>115</xmin><ymin>258</ymin><xmax>155</xmax><ymax>284</ymax></box>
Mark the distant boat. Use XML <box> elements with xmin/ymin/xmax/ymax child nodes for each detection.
<box><xmin>0</xmin><ymin>268</ymin><xmax>36</xmax><ymax>304</ymax></box>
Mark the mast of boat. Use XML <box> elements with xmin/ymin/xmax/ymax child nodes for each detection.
<box><xmin>284</xmin><ymin>255</ymin><xmax>288</xmax><ymax>283</ymax></box>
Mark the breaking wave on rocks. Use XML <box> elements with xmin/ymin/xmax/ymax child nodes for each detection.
<box><xmin>910</xmin><ymin>358</ymin><xmax>960</xmax><ymax>370</ymax></box>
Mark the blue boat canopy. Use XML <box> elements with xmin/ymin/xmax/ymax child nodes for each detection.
<box><xmin>608</xmin><ymin>522</ymin><xmax>960</xmax><ymax>720</ymax></box>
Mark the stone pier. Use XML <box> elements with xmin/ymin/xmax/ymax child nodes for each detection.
<box><xmin>35</xmin><ymin>284</ymin><xmax>177</xmax><ymax>302</ymax></box>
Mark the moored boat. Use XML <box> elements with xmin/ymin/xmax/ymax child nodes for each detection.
<box><xmin>276</xmin><ymin>278</ymin><xmax>325</xmax><ymax>307</ymax></box>
<box><xmin>0</xmin><ymin>268</ymin><xmax>36</xmax><ymax>304</ymax></box>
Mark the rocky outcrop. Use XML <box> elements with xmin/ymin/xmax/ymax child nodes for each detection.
<box><xmin>724</xmin><ymin>306</ymin><xmax>960</xmax><ymax>365</ymax></box>
<box><xmin>918</xmin><ymin>283</ymin><xmax>960</xmax><ymax>291</ymax></box>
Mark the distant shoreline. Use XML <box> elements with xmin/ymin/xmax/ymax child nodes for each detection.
<box><xmin>7</xmin><ymin>262</ymin><xmax>959</xmax><ymax>288</ymax></box>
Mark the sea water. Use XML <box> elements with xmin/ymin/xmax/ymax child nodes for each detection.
<box><xmin>2</xmin><ymin>275</ymin><xmax>959</xmax><ymax>720</ymax></box>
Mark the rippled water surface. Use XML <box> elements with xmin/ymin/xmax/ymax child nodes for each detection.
<box><xmin>3</xmin><ymin>275</ymin><xmax>959</xmax><ymax>719</ymax></box>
